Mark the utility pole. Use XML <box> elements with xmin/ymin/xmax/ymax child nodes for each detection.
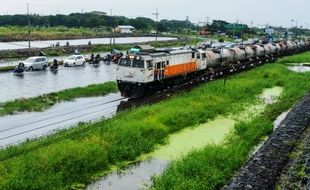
<box><xmin>152</xmin><ymin>9</ymin><xmax>159</xmax><ymax>42</ymax></box>
<box><xmin>185</xmin><ymin>16</ymin><xmax>189</xmax><ymax>34</ymax></box>
<box><xmin>27</xmin><ymin>3</ymin><xmax>31</xmax><ymax>51</ymax></box>
<box><xmin>110</xmin><ymin>9</ymin><xmax>112</xmax><ymax>45</ymax></box>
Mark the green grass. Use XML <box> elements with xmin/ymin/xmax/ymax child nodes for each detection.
<box><xmin>0</xmin><ymin>81</ymin><xmax>118</xmax><ymax>116</ymax></box>
<box><xmin>0</xmin><ymin>26</ymin><xmax>110</xmax><ymax>41</ymax></box>
<box><xmin>0</xmin><ymin>65</ymin><xmax>15</xmax><ymax>72</ymax></box>
<box><xmin>0</xmin><ymin>57</ymin><xmax>310</xmax><ymax>189</ymax></box>
<box><xmin>277</xmin><ymin>51</ymin><xmax>310</xmax><ymax>64</ymax></box>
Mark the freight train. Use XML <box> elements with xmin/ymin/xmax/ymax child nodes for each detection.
<box><xmin>116</xmin><ymin>39</ymin><xmax>310</xmax><ymax>98</ymax></box>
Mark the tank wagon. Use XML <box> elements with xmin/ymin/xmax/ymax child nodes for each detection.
<box><xmin>117</xmin><ymin>39</ymin><xmax>310</xmax><ymax>98</ymax></box>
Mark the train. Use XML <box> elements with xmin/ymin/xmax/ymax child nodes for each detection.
<box><xmin>116</xmin><ymin>38</ymin><xmax>310</xmax><ymax>98</ymax></box>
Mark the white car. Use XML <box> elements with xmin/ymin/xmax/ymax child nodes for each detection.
<box><xmin>22</xmin><ymin>56</ymin><xmax>48</xmax><ymax>71</ymax></box>
<box><xmin>64</xmin><ymin>55</ymin><xmax>86</xmax><ymax>67</ymax></box>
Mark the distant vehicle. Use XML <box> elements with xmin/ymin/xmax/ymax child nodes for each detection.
<box><xmin>64</xmin><ymin>55</ymin><xmax>86</xmax><ymax>67</ymax></box>
<box><xmin>21</xmin><ymin>56</ymin><xmax>48</xmax><ymax>71</ymax></box>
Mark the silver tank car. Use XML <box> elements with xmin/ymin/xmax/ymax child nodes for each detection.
<box><xmin>220</xmin><ymin>48</ymin><xmax>234</xmax><ymax>65</ymax></box>
<box><xmin>251</xmin><ymin>45</ymin><xmax>265</xmax><ymax>57</ymax></box>
<box><xmin>274</xmin><ymin>43</ymin><xmax>282</xmax><ymax>53</ymax></box>
<box><xmin>204</xmin><ymin>49</ymin><xmax>222</xmax><ymax>67</ymax></box>
<box><xmin>279</xmin><ymin>42</ymin><xmax>288</xmax><ymax>52</ymax></box>
<box><xmin>263</xmin><ymin>44</ymin><xmax>276</xmax><ymax>55</ymax></box>
<box><xmin>229</xmin><ymin>47</ymin><xmax>246</xmax><ymax>62</ymax></box>
<box><xmin>243</xmin><ymin>46</ymin><xmax>255</xmax><ymax>59</ymax></box>
<box><xmin>286</xmin><ymin>41</ymin><xmax>294</xmax><ymax>50</ymax></box>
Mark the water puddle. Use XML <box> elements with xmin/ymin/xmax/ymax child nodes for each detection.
<box><xmin>0</xmin><ymin>93</ymin><xmax>123</xmax><ymax>148</ymax></box>
<box><xmin>287</xmin><ymin>65</ymin><xmax>310</xmax><ymax>73</ymax></box>
<box><xmin>84</xmin><ymin>86</ymin><xmax>284</xmax><ymax>190</ymax></box>
<box><xmin>235</xmin><ymin>86</ymin><xmax>283</xmax><ymax>121</ymax></box>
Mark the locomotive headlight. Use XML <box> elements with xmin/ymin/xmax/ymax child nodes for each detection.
<box><xmin>129</xmin><ymin>55</ymin><xmax>135</xmax><ymax>59</ymax></box>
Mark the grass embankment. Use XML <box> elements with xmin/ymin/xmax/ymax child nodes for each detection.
<box><xmin>0</xmin><ymin>81</ymin><xmax>118</xmax><ymax>116</ymax></box>
<box><xmin>0</xmin><ymin>65</ymin><xmax>15</xmax><ymax>72</ymax></box>
<box><xmin>0</xmin><ymin>26</ymin><xmax>110</xmax><ymax>42</ymax></box>
<box><xmin>1</xmin><ymin>61</ymin><xmax>310</xmax><ymax>189</ymax></box>
<box><xmin>277</xmin><ymin>51</ymin><xmax>310</xmax><ymax>64</ymax></box>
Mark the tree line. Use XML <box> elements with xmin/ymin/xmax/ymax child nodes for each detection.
<box><xmin>0</xmin><ymin>13</ymin><xmax>197</xmax><ymax>32</ymax></box>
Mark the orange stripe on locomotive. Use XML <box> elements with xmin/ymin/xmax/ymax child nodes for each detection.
<box><xmin>164</xmin><ymin>61</ymin><xmax>197</xmax><ymax>77</ymax></box>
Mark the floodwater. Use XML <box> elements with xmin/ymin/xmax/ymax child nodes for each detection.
<box><xmin>86</xmin><ymin>117</ymin><xmax>235</xmax><ymax>190</ymax></box>
<box><xmin>86</xmin><ymin>86</ymin><xmax>284</xmax><ymax>190</ymax></box>
<box><xmin>0</xmin><ymin>63</ymin><xmax>117</xmax><ymax>103</ymax></box>
<box><xmin>0</xmin><ymin>93</ymin><xmax>123</xmax><ymax>148</ymax></box>
<box><xmin>287</xmin><ymin>65</ymin><xmax>310</xmax><ymax>73</ymax></box>
<box><xmin>0</xmin><ymin>37</ymin><xmax>176</xmax><ymax>51</ymax></box>
<box><xmin>0</xmin><ymin>53</ymin><xmax>98</xmax><ymax>67</ymax></box>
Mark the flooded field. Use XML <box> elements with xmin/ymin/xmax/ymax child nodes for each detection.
<box><xmin>0</xmin><ymin>63</ymin><xmax>117</xmax><ymax>102</ymax></box>
<box><xmin>0</xmin><ymin>37</ymin><xmax>176</xmax><ymax>50</ymax></box>
<box><xmin>0</xmin><ymin>93</ymin><xmax>123</xmax><ymax>148</ymax></box>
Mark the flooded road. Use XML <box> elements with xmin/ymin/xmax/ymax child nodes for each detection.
<box><xmin>0</xmin><ymin>63</ymin><xmax>117</xmax><ymax>103</ymax></box>
<box><xmin>0</xmin><ymin>93</ymin><xmax>124</xmax><ymax>148</ymax></box>
<box><xmin>0</xmin><ymin>37</ymin><xmax>176</xmax><ymax>50</ymax></box>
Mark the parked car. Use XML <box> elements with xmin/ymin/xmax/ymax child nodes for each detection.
<box><xmin>64</xmin><ymin>55</ymin><xmax>86</xmax><ymax>67</ymax></box>
<box><xmin>21</xmin><ymin>56</ymin><xmax>48</xmax><ymax>71</ymax></box>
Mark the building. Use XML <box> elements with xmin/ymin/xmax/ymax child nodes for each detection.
<box><xmin>115</xmin><ymin>25</ymin><xmax>136</xmax><ymax>34</ymax></box>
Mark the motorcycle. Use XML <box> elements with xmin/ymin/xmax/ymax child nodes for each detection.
<box><xmin>50</xmin><ymin>59</ymin><xmax>59</xmax><ymax>72</ymax></box>
<box><xmin>13</xmin><ymin>63</ymin><xmax>25</xmax><ymax>76</ymax></box>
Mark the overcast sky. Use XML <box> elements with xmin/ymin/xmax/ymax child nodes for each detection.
<box><xmin>0</xmin><ymin>0</ymin><xmax>309</xmax><ymax>28</ymax></box>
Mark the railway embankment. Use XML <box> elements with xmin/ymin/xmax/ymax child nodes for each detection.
<box><xmin>224</xmin><ymin>93</ymin><xmax>310</xmax><ymax>190</ymax></box>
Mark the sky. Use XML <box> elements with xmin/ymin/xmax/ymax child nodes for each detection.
<box><xmin>0</xmin><ymin>0</ymin><xmax>309</xmax><ymax>28</ymax></box>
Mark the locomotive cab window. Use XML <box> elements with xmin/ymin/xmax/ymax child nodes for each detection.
<box><xmin>146</xmin><ymin>61</ymin><xmax>153</xmax><ymax>68</ymax></box>
<box><xmin>119</xmin><ymin>59</ymin><xmax>131</xmax><ymax>67</ymax></box>
<box><xmin>132</xmin><ymin>59</ymin><xmax>144</xmax><ymax>68</ymax></box>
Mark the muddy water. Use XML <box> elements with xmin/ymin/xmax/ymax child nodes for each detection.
<box><xmin>0</xmin><ymin>93</ymin><xmax>123</xmax><ymax>148</ymax></box>
<box><xmin>0</xmin><ymin>37</ymin><xmax>176</xmax><ymax>51</ymax></box>
<box><xmin>86</xmin><ymin>117</ymin><xmax>235</xmax><ymax>190</ymax></box>
<box><xmin>86</xmin><ymin>86</ymin><xmax>284</xmax><ymax>190</ymax></box>
<box><xmin>0</xmin><ymin>63</ymin><xmax>117</xmax><ymax>103</ymax></box>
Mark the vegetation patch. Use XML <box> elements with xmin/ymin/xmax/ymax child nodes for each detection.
<box><xmin>0</xmin><ymin>60</ymin><xmax>310</xmax><ymax>189</ymax></box>
<box><xmin>0</xmin><ymin>81</ymin><xmax>118</xmax><ymax>116</ymax></box>
<box><xmin>277</xmin><ymin>51</ymin><xmax>310</xmax><ymax>64</ymax></box>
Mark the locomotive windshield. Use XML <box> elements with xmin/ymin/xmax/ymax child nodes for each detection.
<box><xmin>119</xmin><ymin>58</ymin><xmax>131</xmax><ymax>67</ymax></box>
<box><xmin>119</xmin><ymin>58</ymin><xmax>145</xmax><ymax>68</ymax></box>
<box><xmin>132</xmin><ymin>60</ymin><xmax>144</xmax><ymax>68</ymax></box>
